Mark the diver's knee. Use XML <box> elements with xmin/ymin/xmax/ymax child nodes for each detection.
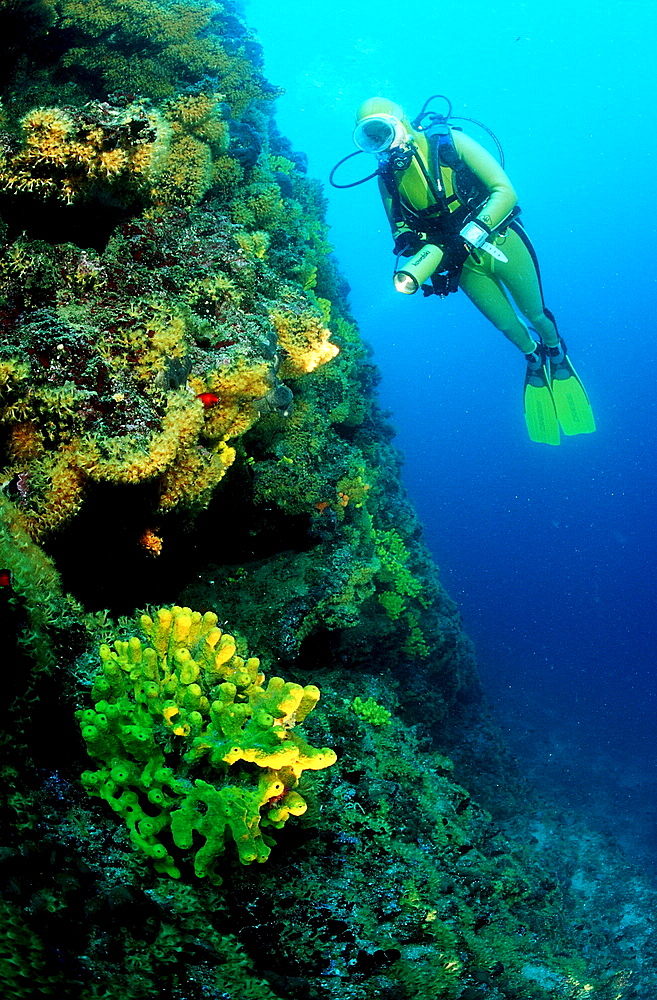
<box><xmin>526</xmin><ymin>309</ymin><xmax>555</xmax><ymax>331</ymax></box>
<box><xmin>496</xmin><ymin>319</ymin><xmax>527</xmax><ymax>340</ymax></box>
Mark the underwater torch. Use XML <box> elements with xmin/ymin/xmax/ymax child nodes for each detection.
<box><xmin>393</xmin><ymin>243</ymin><xmax>443</xmax><ymax>294</ymax></box>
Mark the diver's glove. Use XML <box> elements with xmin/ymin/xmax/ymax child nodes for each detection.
<box><xmin>393</xmin><ymin>228</ymin><xmax>423</xmax><ymax>257</ymax></box>
<box><xmin>459</xmin><ymin>218</ymin><xmax>508</xmax><ymax>262</ymax></box>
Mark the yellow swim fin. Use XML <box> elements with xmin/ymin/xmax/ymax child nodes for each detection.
<box><xmin>524</xmin><ymin>347</ymin><xmax>560</xmax><ymax>445</ymax></box>
<box><xmin>548</xmin><ymin>342</ymin><xmax>596</xmax><ymax>436</ymax></box>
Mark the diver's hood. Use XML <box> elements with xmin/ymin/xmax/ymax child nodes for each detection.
<box><xmin>355</xmin><ymin>97</ymin><xmax>410</xmax><ymax>125</ymax></box>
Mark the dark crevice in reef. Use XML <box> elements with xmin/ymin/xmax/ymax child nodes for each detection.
<box><xmin>0</xmin><ymin>192</ymin><xmax>140</xmax><ymax>251</ymax></box>
<box><xmin>44</xmin><ymin>471</ymin><xmax>315</xmax><ymax>614</ymax></box>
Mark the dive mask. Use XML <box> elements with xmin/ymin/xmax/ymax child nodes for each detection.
<box><xmin>353</xmin><ymin>114</ymin><xmax>405</xmax><ymax>154</ymax></box>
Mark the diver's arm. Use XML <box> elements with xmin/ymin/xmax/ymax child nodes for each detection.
<box><xmin>452</xmin><ymin>129</ymin><xmax>517</xmax><ymax>230</ymax></box>
<box><xmin>378</xmin><ymin>176</ymin><xmax>419</xmax><ymax>253</ymax></box>
<box><xmin>378</xmin><ymin>176</ymin><xmax>396</xmax><ymax>229</ymax></box>
<box><xmin>379</xmin><ymin>176</ymin><xmax>407</xmax><ymax>236</ymax></box>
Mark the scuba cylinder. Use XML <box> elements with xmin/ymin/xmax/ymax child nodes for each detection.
<box><xmin>393</xmin><ymin>244</ymin><xmax>444</xmax><ymax>294</ymax></box>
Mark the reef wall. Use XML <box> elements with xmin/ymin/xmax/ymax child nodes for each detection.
<box><xmin>0</xmin><ymin>3</ymin><xmax>653</xmax><ymax>998</ymax></box>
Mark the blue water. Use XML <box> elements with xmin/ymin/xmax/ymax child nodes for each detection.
<box><xmin>245</xmin><ymin>0</ymin><xmax>657</xmax><ymax>876</ymax></box>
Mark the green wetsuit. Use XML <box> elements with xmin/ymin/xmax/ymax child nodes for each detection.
<box><xmin>381</xmin><ymin>128</ymin><xmax>559</xmax><ymax>354</ymax></box>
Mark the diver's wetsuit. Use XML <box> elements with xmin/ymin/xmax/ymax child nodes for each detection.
<box><xmin>380</xmin><ymin>127</ymin><xmax>559</xmax><ymax>353</ymax></box>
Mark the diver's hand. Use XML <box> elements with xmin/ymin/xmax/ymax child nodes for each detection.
<box><xmin>459</xmin><ymin>219</ymin><xmax>492</xmax><ymax>249</ymax></box>
<box><xmin>393</xmin><ymin>229</ymin><xmax>423</xmax><ymax>257</ymax></box>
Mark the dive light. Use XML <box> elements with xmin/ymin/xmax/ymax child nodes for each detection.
<box><xmin>393</xmin><ymin>243</ymin><xmax>444</xmax><ymax>294</ymax></box>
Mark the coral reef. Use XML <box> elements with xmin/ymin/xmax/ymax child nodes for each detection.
<box><xmin>0</xmin><ymin>100</ymin><xmax>166</xmax><ymax>205</ymax></box>
<box><xmin>0</xmin><ymin>2</ymin><xmax>654</xmax><ymax>999</ymax></box>
<box><xmin>0</xmin><ymin>207</ymin><xmax>341</xmax><ymax>540</ymax></box>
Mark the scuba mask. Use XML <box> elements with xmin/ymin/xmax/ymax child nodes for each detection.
<box><xmin>330</xmin><ymin>100</ymin><xmax>417</xmax><ymax>189</ymax></box>
<box><xmin>353</xmin><ymin>114</ymin><xmax>407</xmax><ymax>154</ymax></box>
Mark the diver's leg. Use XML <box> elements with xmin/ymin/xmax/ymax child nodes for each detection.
<box><xmin>460</xmin><ymin>264</ymin><xmax>559</xmax><ymax>442</ymax></box>
<box><xmin>459</xmin><ymin>266</ymin><xmax>535</xmax><ymax>352</ymax></box>
<box><xmin>495</xmin><ymin>224</ymin><xmax>595</xmax><ymax>437</ymax></box>
<box><xmin>495</xmin><ymin>224</ymin><xmax>559</xmax><ymax>348</ymax></box>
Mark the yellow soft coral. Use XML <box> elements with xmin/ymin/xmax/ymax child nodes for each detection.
<box><xmin>0</xmin><ymin>358</ymin><xmax>30</xmax><ymax>398</ymax></box>
<box><xmin>43</xmin><ymin>0</ymin><xmax>277</xmax><ymax>112</ymax></box>
<box><xmin>56</xmin><ymin>0</ymin><xmax>227</xmax><ymax>95</ymax></box>
<box><xmin>230</xmin><ymin>183</ymin><xmax>284</xmax><ymax>230</ymax></box>
<box><xmin>189</xmin><ymin>358</ymin><xmax>273</xmax><ymax>442</ymax></box>
<box><xmin>158</xmin><ymin>439</ymin><xmax>236</xmax><ymax>511</ymax></box>
<box><xmin>6</xmin><ymin>390</ymin><xmax>241</xmax><ymax>539</ymax></box>
<box><xmin>22</xmin><ymin>442</ymin><xmax>88</xmax><ymax>539</ymax></box>
<box><xmin>0</xmin><ymin>91</ymin><xmax>231</xmax><ymax>211</ymax></box>
<box><xmin>96</xmin><ymin>297</ymin><xmax>193</xmax><ymax>385</ymax></box>
<box><xmin>77</xmin><ymin>390</ymin><xmax>205</xmax><ymax>486</ymax></box>
<box><xmin>164</xmin><ymin>91</ymin><xmax>228</xmax><ymax>149</ymax></box>
<box><xmin>184</xmin><ymin>274</ymin><xmax>243</xmax><ymax>316</ymax></box>
<box><xmin>212</xmin><ymin>154</ymin><xmax>244</xmax><ymax>201</ymax></box>
<box><xmin>270</xmin><ymin>308</ymin><xmax>339</xmax><ymax>377</ymax></box>
<box><xmin>150</xmin><ymin>133</ymin><xmax>213</xmax><ymax>207</ymax></box>
<box><xmin>234</xmin><ymin>230</ymin><xmax>270</xmax><ymax>260</ymax></box>
<box><xmin>0</xmin><ymin>321</ymin><xmax>283</xmax><ymax>538</ymax></box>
<box><xmin>149</xmin><ymin>91</ymin><xmax>229</xmax><ymax>207</ymax></box>
<box><xmin>0</xmin><ymin>102</ymin><xmax>167</xmax><ymax>204</ymax></box>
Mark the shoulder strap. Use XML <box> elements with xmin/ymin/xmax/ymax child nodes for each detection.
<box><xmin>433</xmin><ymin>125</ymin><xmax>462</xmax><ymax>171</ymax></box>
<box><xmin>427</xmin><ymin>123</ymin><xmax>492</xmax><ymax>215</ymax></box>
<box><xmin>425</xmin><ymin>123</ymin><xmax>468</xmax><ymax>207</ymax></box>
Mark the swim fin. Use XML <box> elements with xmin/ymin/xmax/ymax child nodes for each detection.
<box><xmin>524</xmin><ymin>344</ymin><xmax>560</xmax><ymax>445</ymax></box>
<box><xmin>547</xmin><ymin>340</ymin><xmax>596</xmax><ymax>436</ymax></box>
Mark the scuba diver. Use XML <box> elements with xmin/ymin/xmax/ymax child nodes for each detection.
<box><xmin>330</xmin><ymin>96</ymin><xmax>595</xmax><ymax>445</ymax></box>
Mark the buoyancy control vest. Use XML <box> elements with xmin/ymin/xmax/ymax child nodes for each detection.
<box><xmin>380</xmin><ymin>124</ymin><xmax>487</xmax><ymax>241</ymax></box>
<box><xmin>380</xmin><ymin>121</ymin><xmax>518</xmax><ymax>295</ymax></box>
<box><xmin>330</xmin><ymin>96</ymin><xmax>518</xmax><ymax>296</ymax></box>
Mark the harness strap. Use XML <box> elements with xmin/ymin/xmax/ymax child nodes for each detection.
<box><xmin>410</xmin><ymin>140</ymin><xmax>449</xmax><ymax>215</ymax></box>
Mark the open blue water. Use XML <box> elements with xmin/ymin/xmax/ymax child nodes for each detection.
<box><xmin>245</xmin><ymin>0</ymin><xmax>657</xmax><ymax>877</ymax></box>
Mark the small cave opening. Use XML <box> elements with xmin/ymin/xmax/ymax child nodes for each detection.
<box><xmin>295</xmin><ymin>627</ymin><xmax>342</xmax><ymax>673</ymax></box>
<box><xmin>44</xmin><ymin>468</ymin><xmax>315</xmax><ymax>616</ymax></box>
<box><xmin>0</xmin><ymin>191</ymin><xmax>140</xmax><ymax>252</ymax></box>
